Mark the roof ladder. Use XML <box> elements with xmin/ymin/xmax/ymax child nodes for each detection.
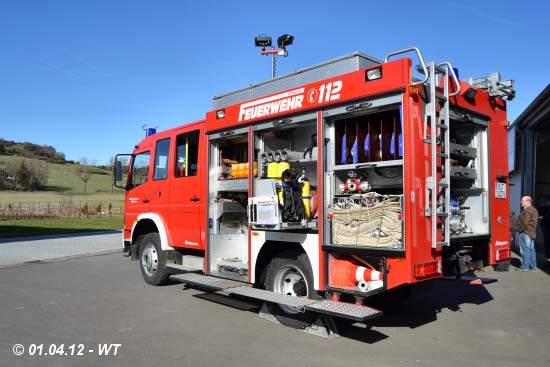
<box><xmin>385</xmin><ymin>47</ymin><xmax>460</xmax><ymax>249</ymax></box>
<box><xmin>420</xmin><ymin>61</ymin><xmax>460</xmax><ymax>248</ymax></box>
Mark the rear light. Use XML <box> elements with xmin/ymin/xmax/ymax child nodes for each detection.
<box><xmin>365</xmin><ymin>66</ymin><xmax>382</xmax><ymax>81</ymax></box>
<box><xmin>414</xmin><ymin>260</ymin><xmax>442</xmax><ymax>280</ymax></box>
<box><xmin>495</xmin><ymin>248</ymin><xmax>510</xmax><ymax>261</ymax></box>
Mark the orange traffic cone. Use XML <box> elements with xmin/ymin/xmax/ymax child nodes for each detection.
<box><xmin>330</xmin><ymin>257</ymin><xmax>383</xmax><ymax>287</ymax></box>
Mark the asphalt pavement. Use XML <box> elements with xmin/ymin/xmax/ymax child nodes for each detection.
<box><xmin>0</xmin><ymin>231</ymin><xmax>122</xmax><ymax>267</ymax></box>
<box><xmin>1</xmin><ymin>250</ymin><xmax>549</xmax><ymax>367</ymax></box>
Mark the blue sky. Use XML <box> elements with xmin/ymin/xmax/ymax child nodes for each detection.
<box><xmin>1</xmin><ymin>0</ymin><xmax>548</xmax><ymax>165</ymax></box>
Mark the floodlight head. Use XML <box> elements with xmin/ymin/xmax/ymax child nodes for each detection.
<box><xmin>277</xmin><ymin>34</ymin><xmax>294</xmax><ymax>48</ymax></box>
<box><xmin>462</xmin><ymin>87</ymin><xmax>478</xmax><ymax>100</ymax></box>
<box><xmin>255</xmin><ymin>35</ymin><xmax>272</xmax><ymax>48</ymax></box>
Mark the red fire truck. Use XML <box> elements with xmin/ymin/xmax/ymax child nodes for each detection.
<box><xmin>114</xmin><ymin>47</ymin><xmax>514</xmax><ymax>332</ymax></box>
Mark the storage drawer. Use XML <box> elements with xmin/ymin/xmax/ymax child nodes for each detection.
<box><xmin>450</xmin><ymin>166</ymin><xmax>477</xmax><ymax>180</ymax></box>
<box><xmin>449</xmin><ymin>143</ymin><xmax>477</xmax><ymax>160</ymax></box>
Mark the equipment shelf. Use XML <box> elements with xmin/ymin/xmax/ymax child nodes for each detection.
<box><xmin>216</xmin><ymin>178</ymin><xmax>248</xmax><ymax>192</ymax></box>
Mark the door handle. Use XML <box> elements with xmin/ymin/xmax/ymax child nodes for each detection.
<box><xmin>190</xmin><ymin>196</ymin><xmax>200</xmax><ymax>202</ymax></box>
<box><xmin>143</xmin><ymin>199</ymin><xmax>150</xmax><ymax>203</ymax></box>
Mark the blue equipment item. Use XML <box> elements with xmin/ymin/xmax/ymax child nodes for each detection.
<box><xmin>341</xmin><ymin>132</ymin><xmax>347</xmax><ymax>164</ymax></box>
<box><xmin>390</xmin><ymin>131</ymin><xmax>404</xmax><ymax>157</ymax></box>
<box><xmin>364</xmin><ymin>133</ymin><xmax>370</xmax><ymax>159</ymax></box>
<box><xmin>399</xmin><ymin>106</ymin><xmax>404</xmax><ymax>157</ymax></box>
<box><xmin>450</xmin><ymin>198</ymin><xmax>460</xmax><ymax>215</ymax></box>
<box><xmin>351</xmin><ymin>137</ymin><xmax>358</xmax><ymax>164</ymax></box>
<box><xmin>398</xmin><ymin>131</ymin><xmax>403</xmax><ymax>157</ymax></box>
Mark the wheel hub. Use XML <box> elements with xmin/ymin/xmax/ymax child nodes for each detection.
<box><xmin>273</xmin><ymin>265</ymin><xmax>309</xmax><ymax>314</ymax></box>
<box><xmin>141</xmin><ymin>243</ymin><xmax>158</xmax><ymax>276</ymax></box>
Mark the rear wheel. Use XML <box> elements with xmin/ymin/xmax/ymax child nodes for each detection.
<box><xmin>264</xmin><ymin>250</ymin><xmax>319</xmax><ymax>329</ymax></box>
<box><xmin>139</xmin><ymin>233</ymin><xmax>169</xmax><ymax>286</ymax></box>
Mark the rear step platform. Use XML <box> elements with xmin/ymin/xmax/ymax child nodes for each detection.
<box><xmin>171</xmin><ymin>273</ymin><xmax>382</xmax><ymax>323</ymax></box>
<box><xmin>171</xmin><ymin>272</ymin><xmax>246</xmax><ymax>291</ymax></box>
<box><xmin>305</xmin><ymin>300</ymin><xmax>382</xmax><ymax>322</ymax></box>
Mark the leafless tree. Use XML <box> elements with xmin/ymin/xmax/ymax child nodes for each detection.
<box><xmin>5</xmin><ymin>159</ymin><xmax>20</xmax><ymax>190</ymax></box>
<box><xmin>74</xmin><ymin>158</ymin><xmax>97</xmax><ymax>193</ymax></box>
<box><xmin>107</xmin><ymin>156</ymin><xmax>116</xmax><ymax>192</ymax></box>
<box><xmin>27</xmin><ymin>159</ymin><xmax>49</xmax><ymax>191</ymax></box>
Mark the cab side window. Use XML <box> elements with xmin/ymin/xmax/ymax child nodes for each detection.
<box><xmin>175</xmin><ymin>130</ymin><xmax>200</xmax><ymax>178</ymax></box>
<box><xmin>131</xmin><ymin>151</ymin><xmax>150</xmax><ymax>187</ymax></box>
<box><xmin>153</xmin><ymin>138</ymin><xmax>171</xmax><ymax>180</ymax></box>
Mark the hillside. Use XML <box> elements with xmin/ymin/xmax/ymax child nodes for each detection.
<box><xmin>0</xmin><ymin>155</ymin><xmax>124</xmax><ymax>208</ymax></box>
<box><xmin>0</xmin><ymin>138</ymin><xmax>68</xmax><ymax>164</ymax></box>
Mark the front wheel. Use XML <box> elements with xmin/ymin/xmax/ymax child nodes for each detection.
<box><xmin>139</xmin><ymin>233</ymin><xmax>169</xmax><ymax>286</ymax></box>
<box><xmin>264</xmin><ymin>250</ymin><xmax>319</xmax><ymax>329</ymax></box>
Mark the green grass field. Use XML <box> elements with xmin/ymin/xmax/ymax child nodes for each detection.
<box><xmin>0</xmin><ymin>155</ymin><xmax>126</xmax><ymax>237</ymax></box>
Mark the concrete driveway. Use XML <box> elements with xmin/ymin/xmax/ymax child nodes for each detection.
<box><xmin>0</xmin><ymin>231</ymin><xmax>122</xmax><ymax>267</ymax></box>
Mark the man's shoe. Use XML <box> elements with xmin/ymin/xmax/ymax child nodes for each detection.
<box><xmin>516</xmin><ymin>268</ymin><xmax>529</xmax><ymax>272</ymax></box>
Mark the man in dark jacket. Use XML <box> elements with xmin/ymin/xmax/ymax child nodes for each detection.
<box><xmin>516</xmin><ymin>196</ymin><xmax>539</xmax><ymax>271</ymax></box>
<box><xmin>542</xmin><ymin>200</ymin><xmax>550</xmax><ymax>266</ymax></box>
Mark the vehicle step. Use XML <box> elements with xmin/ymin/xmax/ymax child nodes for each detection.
<box><xmin>171</xmin><ymin>272</ymin><xmax>248</xmax><ymax>291</ymax></box>
<box><xmin>227</xmin><ymin>286</ymin><xmax>319</xmax><ymax>308</ymax></box>
<box><xmin>166</xmin><ymin>263</ymin><xmax>203</xmax><ymax>272</ymax></box>
<box><xmin>172</xmin><ymin>273</ymin><xmax>383</xmax><ymax>322</ymax></box>
<box><xmin>305</xmin><ymin>300</ymin><xmax>382</xmax><ymax>322</ymax></box>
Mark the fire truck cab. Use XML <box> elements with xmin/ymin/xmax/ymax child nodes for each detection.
<box><xmin>114</xmin><ymin>47</ymin><xmax>513</xmax><ymax>330</ymax></box>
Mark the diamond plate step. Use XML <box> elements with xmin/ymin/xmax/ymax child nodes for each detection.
<box><xmin>172</xmin><ymin>273</ymin><xmax>383</xmax><ymax>322</ymax></box>
<box><xmin>227</xmin><ymin>286</ymin><xmax>319</xmax><ymax>308</ymax></box>
<box><xmin>305</xmin><ymin>300</ymin><xmax>382</xmax><ymax>322</ymax></box>
<box><xmin>171</xmin><ymin>273</ymin><xmax>247</xmax><ymax>291</ymax></box>
<box><xmin>166</xmin><ymin>263</ymin><xmax>203</xmax><ymax>272</ymax></box>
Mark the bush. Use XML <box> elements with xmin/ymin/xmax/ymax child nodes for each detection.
<box><xmin>81</xmin><ymin>203</ymin><xmax>89</xmax><ymax>216</ymax></box>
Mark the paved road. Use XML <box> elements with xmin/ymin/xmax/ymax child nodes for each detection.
<box><xmin>0</xmin><ymin>232</ymin><xmax>122</xmax><ymax>267</ymax></box>
<box><xmin>1</xmin><ymin>252</ymin><xmax>549</xmax><ymax>367</ymax></box>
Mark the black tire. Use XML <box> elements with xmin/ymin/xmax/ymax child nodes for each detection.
<box><xmin>264</xmin><ymin>250</ymin><xmax>319</xmax><ymax>329</ymax></box>
<box><xmin>138</xmin><ymin>233</ymin><xmax>169</xmax><ymax>286</ymax></box>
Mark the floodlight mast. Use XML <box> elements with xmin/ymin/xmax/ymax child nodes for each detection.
<box><xmin>254</xmin><ymin>33</ymin><xmax>294</xmax><ymax>79</ymax></box>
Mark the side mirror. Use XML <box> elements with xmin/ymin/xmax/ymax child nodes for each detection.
<box><xmin>113</xmin><ymin>154</ymin><xmax>132</xmax><ymax>189</ymax></box>
<box><xmin>114</xmin><ymin>161</ymin><xmax>123</xmax><ymax>182</ymax></box>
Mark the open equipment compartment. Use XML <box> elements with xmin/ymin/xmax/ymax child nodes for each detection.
<box><xmin>250</xmin><ymin>112</ymin><xmax>319</xmax><ymax>230</ymax></box>
<box><xmin>448</xmin><ymin>107</ymin><xmax>490</xmax><ymax>239</ymax></box>
<box><xmin>324</xmin><ymin>95</ymin><xmax>405</xmax><ymax>255</ymax></box>
<box><xmin>208</xmin><ymin>127</ymin><xmax>250</xmax><ymax>280</ymax></box>
<box><xmin>323</xmin><ymin>95</ymin><xmax>404</xmax><ymax>296</ymax></box>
